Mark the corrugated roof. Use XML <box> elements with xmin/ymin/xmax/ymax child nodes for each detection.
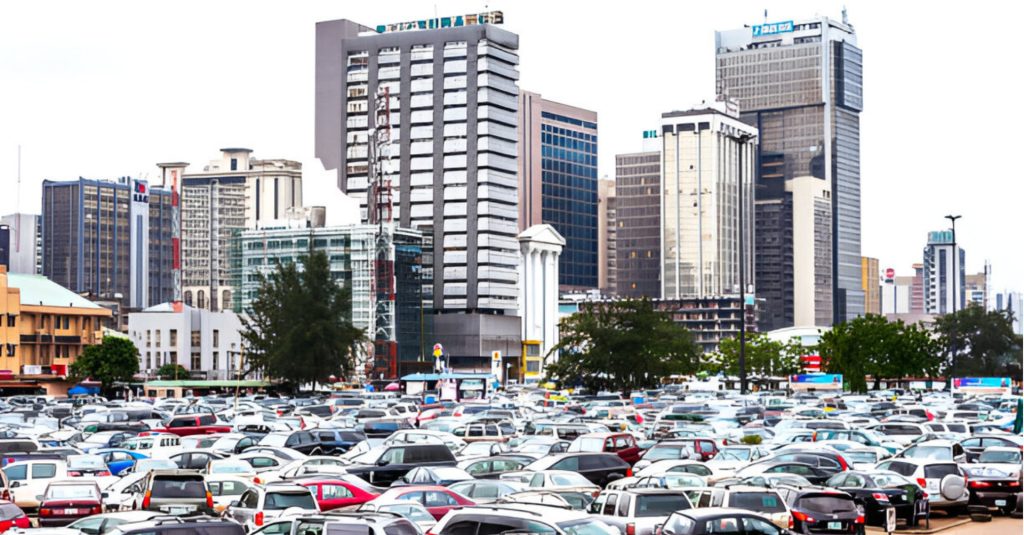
<box><xmin>7</xmin><ymin>274</ymin><xmax>104</xmax><ymax>310</ymax></box>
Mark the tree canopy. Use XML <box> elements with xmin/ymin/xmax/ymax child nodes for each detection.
<box><xmin>703</xmin><ymin>333</ymin><xmax>803</xmax><ymax>378</ymax></box>
<box><xmin>240</xmin><ymin>248</ymin><xmax>365</xmax><ymax>389</ymax></box>
<box><xmin>934</xmin><ymin>305</ymin><xmax>1021</xmax><ymax>379</ymax></box>
<box><xmin>70</xmin><ymin>336</ymin><xmax>140</xmax><ymax>391</ymax></box>
<box><xmin>817</xmin><ymin>314</ymin><xmax>942</xmax><ymax>393</ymax></box>
<box><xmin>155</xmin><ymin>363</ymin><xmax>189</xmax><ymax>381</ymax></box>
<box><xmin>544</xmin><ymin>298</ymin><xmax>701</xmax><ymax>395</ymax></box>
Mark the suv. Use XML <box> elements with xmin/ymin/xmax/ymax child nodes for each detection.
<box><xmin>568</xmin><ymin>433</ymin><xmax>642</xmax><ymax>465</ymax></box>
<box><xmin>685</xmin><ymin>486</ymin><xmax>791</xmax><ymax>529</ymax></box>
<box><xmin>591</xmin><ymin>488</ymin><xmax>692</xmax><ymax>535</ymax></box>
<box><xmin>774</xmin><ymin>487</ymin><xmax>864</xmax><ymax>534</ymax></box>
<box><xmin>225</xmin><ymin>483</ymin><xmax>320</xmax><ymax>532</ymax></box>
<box><xmin>875</xmin><ymin>458</ymin><xmax>968</xmax><ymax>513</ymax></box>
<box><xmin>344</xmin><ymin>444</ymin><xmax>457</xmax><ymax>487</ymax></box>
<box><xmin>150</xmin><ymin>414</ymin><xmax>232</xmax><ymax>437</ymax></box>
<box><xmin>430</xmin><ymin>503</ymin><xmax>619</xmax><ymax>534</ymax></box>
<box><xmin>137</xmin><ymin>469</ymin><xmax>214</xmax><ymax>516</ymax></box>
<box><xmin>525</xmin><ymin>453</ymin><xmax>631</xmax><ymax>487</ymax></box>
<box><xmin>257</xmin><ymin>431</ymin><xmax>322</xmax><ymax>455</ymax></box>
<box><xmin>449</xmin><ymin>423</ymin><xmax>513</xmax><ymax>443</ymax></box>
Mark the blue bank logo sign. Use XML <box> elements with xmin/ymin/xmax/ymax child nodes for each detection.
<box><xmin>752</xmin><ymin>20</ymin><xmax>794</xmax><ymax>37</ymax></box>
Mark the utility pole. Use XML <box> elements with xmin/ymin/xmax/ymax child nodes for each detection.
<box><xmin>736</xmin><ymin>132</ymin><xmax>755</xmax><ymax>395</ymax></box>
<box><xmin>945</xmin><ymin>214</ymin><xmax>961</xmax><ymax>376</ymax></box>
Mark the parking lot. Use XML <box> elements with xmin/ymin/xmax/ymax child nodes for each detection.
<box><xmin>0</xmin><ymin>384</ymin><xmax>1019</xmax><ymax>534</ymax></box>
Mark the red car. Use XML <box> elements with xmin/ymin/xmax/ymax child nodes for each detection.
<box><xmin>0</xmin><ymin>501</ymin><xmax>29</xmax><ymax>532</ymax></box>
<box><xmin>148</xmin><ymin>414</ymin><xmax>233</xmax><ymax>437</ymax></box>
<box><xmin>296</xmin><ymin>477</ymin><xmax>380</xmax><ymax>511</ymax></box>
<box><xmin>373</xmin><ymin>485</ymin><xmax>474</xmax><ymax>520</ymax></box>
<box><xmin>567</xmin><ymin>432</ymin><xmax>642</xmax><ymax>465</ymax></box>
<box><xmin>37</xmin><ymin>481</ymin><xmax>103</xmax><ymax>527</ymax></box>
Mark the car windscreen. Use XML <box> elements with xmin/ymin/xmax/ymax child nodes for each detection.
<box><xmin>152</xmin><ymin>478</ymin><xmax>206</xmax><ymax>498</ymax></box>
<box><xmin>717</xmin><ymin>449</ymin><xmax>751</xmax><ymax>461</ymax></box>
<box><xmin>574</xmin><ymin>438</ymin><xmax>606</xmax><ymax>452</ymax></box>
<box><xmin>69</xmin><ymin>455</ymin><xmax>107</xmax><ymax>470</ymax></box>
<box><xmin>903</xmin><ymin>446</ymin><xmax>951</xmax><ymax>460</ymax></box>
<box><xmin>46</xmin><ymin>485</ymin><xmax>99</xmax><ymax>500</ymax></box>
<box><xmin>646</xmin><ymin>446</ymin><xmax>685</xmax><ymax>460</ymax></box>
<box><xmin>797</xmin><ymin>495</ymin><xmax>856</xmax><ymax>513</ymax></box>
<box><xmin>634</xmin><ymin>494</ymin><xmax>691</xmax><ymax>517</ymax></box>
<box><xmin>844</xmin><ymin>452</ymin><xmax>877</xmax><ymax>464</ymax></box>
<box><xmin>731</xmin><ymin>492</ymin><xmax>786</xmax><ymax>513</ymax></box>
<box><xmin>979</xmin><ymin>451</ymin><xmax>1022</xmax><ymax>463</ymax></box>
<box><xmin>923</xmin><ymin>464</ymin><xmax>959</xmax><ymax>479</ymax></box>
<box><xmin>557</xmin><ymin>519</ymin><xmax>618</xmax><ymax>535</ymax></box>
<box><xmin>264</xmin><ymin>491</ymin><xmax>316</xmax><ymax>510</ymax></box>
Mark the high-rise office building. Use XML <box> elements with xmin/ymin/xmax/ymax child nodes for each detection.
<box><xmin>315</xmin><ymin>14</ymin><xmax>522</xmax><ymax>364</ymax></box>
<box><xmin>964</xmin><ymin>261</ymin><xmax>990</xmax><ymax>309</ymax></box>
<box><xmin>0</xmin><ymin>214</ymin><xmax>41</xmax><ymax>275</ymax></box>
<box><xmin>159</xmin><ymin>149</ymin><xmax>303</xmax><ymax>312</ymax></box>
<box><xmin>597</xmin><ymin>178</ymin><xmax>616</xmax><ymax>295</ymax></box>
<box><xmin>923</xmin><ymin>230</ymin><xmax>965</xmax><ymax>315</ymax></box>
<box><xmin>615</xmin><ymin>149</ymin><xmax>661</xmax><ymax>298</ymax></box>
<box><xmin>716</xmin><ymin>16</ymin><xmax>864</xmax><ymax>323</ymax></box>
<box><xmin>788</xmin><ymin>176</ymin><xmax>833</xmax><ymax>327</ymax></box>
<box><xmin>519</xmin><ymin>91</ymin><xmax>599</xmax><ymax>290</ymax></box>
<box><xmin>660</xmin><ymin>105</ymin><xmax>756</xmax><ymax>300</ymax></box>
<box><xmin>41</xmin><ymin>178</ymin><xmax>174</xmax><ymax>308</ymax></box>
<box><xmin>861</xmin><ymin>257</ymin><xmax>880</xmax><ymax>315</ymax></box>
<box><xmin>910</xmin><ymin>263</ymin><xmax>925</xmax><ymax>313</ymax></box>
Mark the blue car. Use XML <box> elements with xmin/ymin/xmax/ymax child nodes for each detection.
<box><xmin>94</xmin><ymin>448</ymin><xmax>148</xmax><ymax>475</ymax></box>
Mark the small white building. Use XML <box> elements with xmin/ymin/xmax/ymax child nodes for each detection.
<box><xmin>518</xmin><ymin>225</ymin><xmax>564</xmax><ymax>382</ymax></box>
<box><xmin>128</xmin><ymin>303</ymin><xmax>245</xmax><ymax>380</ymax></box>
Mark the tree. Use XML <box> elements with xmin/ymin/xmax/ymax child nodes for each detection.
<box><xmin>817</xmin><ymin>314</ymin><xmax>941</xmax><ymax>393</ymax></box>
<box><xmin>934</xmin><ymin>305</ymin><xmax>1022</xmax><ymax>379</ymax></box>
<box><xmin>240</xmin><ymin>248</ymin><xmax>365</xmax><ymax>390</ymax></box>
<box><xmin>155</xmin><ymin>363</ymin><xmax>189</xmax><ymax>381</ymax></box>
<box><xmin>543</xmin><ymin>298</ymin><xmax>701</xmax><ymax>396</ymax></box>
<box><xmin>705</xmin><ymin>334</ymin><xmax>802</xmax><ymax>378</ymax></box>
<box><xmin>70</xmin><ymin>336</ymin><xmax>140</xmax><ymax>392</ymax></box>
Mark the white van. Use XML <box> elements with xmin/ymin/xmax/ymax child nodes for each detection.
<box><xmin>3</xmin><ymin>459</ymin><xmax>68</xmax><ymax>510</ymax></box>
<box><xmin>123</xmin><ymin>434</ymin><xmax>182</xmax><ymax>459</ymax></box>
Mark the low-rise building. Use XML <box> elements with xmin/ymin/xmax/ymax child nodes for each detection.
<box><xmin>128</xmin><ymin>303</ymin><xmax>244</xmax><ymax>380</ymax></box>
<box><xmin>0</xmin><ymin>267</ymin><xmax>112</xmax><ymax>395</ymax></box>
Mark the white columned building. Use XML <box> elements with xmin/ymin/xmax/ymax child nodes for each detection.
<box><xmin>517</xmin><ymin>225</ymin><xmax>565</xmax><ymax>382</ymax></box>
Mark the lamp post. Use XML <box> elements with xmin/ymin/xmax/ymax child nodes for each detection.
<box><xmin>944</xmin><ymin>214</ymin><xmax>961</xmax><ymax>373</ymax></box>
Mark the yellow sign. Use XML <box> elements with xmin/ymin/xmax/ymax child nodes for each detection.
<box><xmin>492</xmin><ymin>351</ymin><xmax>501</xmax><ymax>361</ymax></box>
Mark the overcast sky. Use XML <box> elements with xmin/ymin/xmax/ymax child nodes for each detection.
<box><xmin>2</xmin><ymin>1</ymin><xmax>1021</xmax><ymax>293</ymax></box>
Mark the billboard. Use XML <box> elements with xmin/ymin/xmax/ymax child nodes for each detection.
<box><xmin>752</xmin><ymin>20</ymin><xmax>794</xmax><ymax>37</ymax></box>
<box><xmin>376</xmin><ymin>11</ymin><xmax>503</xmax><ymax>34</ymax></box>
<box><xmin>130</xmin><ymin>179</ymin><xmax>150</xmax><ymax>309</ymax></box>
<box><xmin>790</xmin><ymin>374</ymin><xmax>843</xmax><ymax>390</ymax></box>
<box><xmin>952</xmin><ymin>377</ymin><xmax>1012</xmax><ymax>394</ymax></box>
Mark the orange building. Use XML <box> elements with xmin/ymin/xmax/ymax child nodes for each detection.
<box><xmin>0</xmin><ymin>266</ymin><xmax>111</xmax><ymax>395</ymax></box>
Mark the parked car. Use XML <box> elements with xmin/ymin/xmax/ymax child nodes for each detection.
<box><xmin>429</xmin><ymin>503</ymin><xmax>619</xmax><ymax>534</ymax></box>
<box><xmin>659</xmin><ymin>507</ymin><xmax>792</xmax><ymax>535</ymax></box>
<box><xmin>294</xmin><ymin>476</ymin><xmax>380</xmax><ymax>511</ymax></box>
<box><xmin>148</xmin><ymin>414</ymin><xmax>232</xmax><ymax>437</ymax></box>
<box><xmin>372</xmin><ymin>484</ymin><xmax>476</xmax><ymax>520</ymax></box>
<box><xmin>960</xmin><ymin>435</ymin><xmax>1024</xmax><ymax>462</ymax></box>
<box><xmin>825</xmin><ymin>470</ymin><xmax>930</xmax><ymax>528</ymax></box>
<box><xmin>568</xmin><ymin>433</ymin><xmax>642</xmax><ymax>465</ymax></box>
<box><xmin>874</xmin><ymin>458</ymin><xmax>969</xmax><ymax>513</ymax></box>
<box><xmin>774</xmin><ymin>486</ymin><xmax>865</xmax><ymax>534</ymax></box>
<box><xmin>963</xmin><ymin>465</ymin><xmax>1022</xmax><ymax>515</ymax></box>
<box><xmin>685</xmin><ymin>486</ymin><xmax>791</xmax><ymax>529</ymax></box>
<box><xmin>446</xmin><ymin>480</ymin><xmax>524</xmax><ymax>504</ymax></box>
<box><xmin>36</xmin><ymin>480</ymin><xmax>104</xmax><ymax>527</ymax></box>
<box><xmin>3</xmin><ymin>458</ymin><xmax>68</xmax><ymax>510</ymax></box>
<box><xmin>457</xmin><ymin>456</ymin><xmax>529</xmax><ymax>479</ymax></box>
<box><xmin>344</xmin><ymin>444</ymin><xmax>457</xmax><ymax>487</ymax></box>
<box><xmin>94</xmin><ymin>449</ymin><xmax>148</xmax><ymax>476</ymax></box>
<box><xmin>524</xmin><ymin>453</ymin><xmax>632</xmax><ymax>487</ymax></box>
<box><xmin>224</xmin><ymin>483</ymin><xmax>320</xmax><ymax>532</ymax></box>
<box><xmin>137</xmin><ymin>469</ymin><xmax>214</xmax><ymax>516</ymax></box>
<box><xmin>0</xmin><ymin>501</ymin><xmax>29</xmax><ymax>532</ymax></box>
<box><xmin>591</xmin><ymin>488</ymin><xmax>693</xmax><ymax>535</ymax></box>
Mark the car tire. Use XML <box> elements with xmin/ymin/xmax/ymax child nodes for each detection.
<box><xmin>310</xmin><ymin>447</ymin><xmax>323</xmax><ymax>456</ymax></box>
<box><xmin>970</xmin><ymin>512</ymin><xmax>992</xmax><ymax>522</ymax></box>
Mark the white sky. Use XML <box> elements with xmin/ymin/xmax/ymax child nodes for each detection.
<box><xmin>2</xmin><ymin>0</ymin><xmax>1021</xmax><ymax>293</ymax></box>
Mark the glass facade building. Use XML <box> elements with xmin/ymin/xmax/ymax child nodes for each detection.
<box><xmin>615</xmin><ymin>151</ymin><xmax>661</xmax><ymax>298</ymax></box>
<box><xmin>716</xmin><ymin>17</ymin><xmax>864</xmax><ymax>324</ymax></box>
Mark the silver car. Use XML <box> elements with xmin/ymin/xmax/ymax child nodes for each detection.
<box><xmin>225</xmin><ymin>484</ymin><xmax>319</xmax><ymax>532</ymax></box>
<box><xmin>590</xmin><ymin>488</ymin><xmax>693</xmax><ymax>535</ymax></box>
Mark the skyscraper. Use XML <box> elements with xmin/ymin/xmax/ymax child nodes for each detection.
<box><xmin>41</xmin><ymin>178</ymin><xmax>174</xmax><ymax>308</ymax></box>
<box><xmin>923</xmin><ymin>230</ymin><xmax>965</xmax><ymax>315</ymax></box>
<box><xmin>716</xmin><ymin>16</ymin><xmax>864</xmax><ymax>324</ymax></box>
<box><xmin>518</xmin><ymin>91</ymin><xmax>599</xmax><ymax>290</ymax></box>
<box><xmin>314</xmin><ymin>13</ymin><xmax>522</xmax><ymax>364</ymax></box>
<box><xmin>615</xmin><ymin>149</ymin><xmax>661</xmax><ymax>298</ymax></box>
<box><xmin>597</xmin><ymin>178</ymin><xmax>616</xmax><ymax>294</ymax></box>
<box><xmin>660</xmin><ymin>105</ymin><xmax>756</xmax><ymax>300</ymax></box>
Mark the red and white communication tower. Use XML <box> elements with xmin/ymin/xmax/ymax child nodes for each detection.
<box><xmin>368</xmin><ymin>86</ymin><xmax>398</xmax><ymax>379</ymax></box>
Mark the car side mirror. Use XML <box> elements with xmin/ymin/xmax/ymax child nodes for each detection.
<box><xmin>230</xmin><ymin>500</ymin><xmax>241</xmax><ymax>507</ymax></box>
<box><xmin>377</xmin><ymin>458</ymin><xmax>390</xmax><ymax>466</ymax></box>
<box><xmin>9</xmin><ymin>481</ymin><xmax>20</xmax><ymax>488</ymax></box>
<box><xmin>101</xmin><ymin>492</ymin><xmax>109</xmax><ymax>499</ymax></box>
<box><xmin>36</xmin><ymin>495</ymin><xmax>44</xmax><ymax>502</ymax></box>
<box><xmin>969</xmin><ymin>458</ymin><xmax>977</xmax><ymax>463</ymax></box>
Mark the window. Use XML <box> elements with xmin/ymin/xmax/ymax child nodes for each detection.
<box><xmin>6</xmin><ymin>315</ymin><xmax>14</xmax><ymax>327</ymax></box>
<box><xmin>552</xmin><ymin>457</ymin><xmax>579</xmax><ymax>471</ymax></box>
<box><xmin>703</xmin><ymin>517</ymin><xmax>740</xmax><ymax>533</ymax></box>
<box><xmin>213</xmin><ymin>330</ymin><xmax>220</xmax><ymax>348</ymax></box>
<box><xmin>742</xmin><ymin>517</ymin><xmax>781</xmax><ymax>535</ymax></box>
<box><xmin>32</xmin><ymin>463</ymin><xmax>57</xmax><ymax>479</ymax></box>
<box><xmin>4</xmin><ymin>465</ymin><xmax>26</xmax><ymax>481</ymax></box>
<box><xmin>322</xmin><ymin>484</ymin><xmax>353</xmax><ymax>499</ymax></box>
<box><xmin>602</xmin><ymin>494</ymin><xmax>618</xmax><ymax>515</ymax></box>
<box><xmin>425</xmin><ymin>491</ymin><xmax>457</xmax><ymax>507</ymax></box>
<box><xmin>169</xmin><ymin>329</ymin><xmax>177</xmax><ymax>344</ymax></box>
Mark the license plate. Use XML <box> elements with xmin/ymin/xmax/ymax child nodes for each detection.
<box><xmin>996</xmin><ymin>500</ymin><xmax>1007</xmax><ymax>506</ymax></box>
<box><xmin>166</xmin><ymin>506</ymin><xmax>194</xmax><ymax>514</ymax></box>
<box><xmin>827</xmin><ymin>521</ymin><xmax>842</xmax><ymax>530</ymax></box>
<box><xmin>61</xmin><ymin>508</ymin><xmax>79</xmax><ymax>515</ymax></box>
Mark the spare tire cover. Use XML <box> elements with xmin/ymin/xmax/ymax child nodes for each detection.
<box><xmin>940</xmin><ymin>474</ymin><xmax>965</xmax><ymax>501</ymax></box>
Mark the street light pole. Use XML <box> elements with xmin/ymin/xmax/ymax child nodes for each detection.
<box><xmin>944</xmin><ymin>214</ymin><xmax>961</xmax><ymax>373</ymax></box>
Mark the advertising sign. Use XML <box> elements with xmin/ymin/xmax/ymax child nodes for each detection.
<box><xmin>376</xmin><ymin>11</ymin><xmax>503</xmax><ymax>33</ymax></box>
<box><xmin>752</xmin><ymin>20</ymin><xmax>794</xmax><ymax>37</ymax></box>
<box><xmin>130</xmin><ymin>179</ymin><xmax>150</xmax><ymax>309</ymax></box>
<box><xmin>952</xmin><ymin>377</ymin><xmax>1012</xmax><ymax>394</ymax></box>
<box><xmin>790</xmin><ymin>374</ymin><xmax>843</xmax><ymax>390</ymax></box>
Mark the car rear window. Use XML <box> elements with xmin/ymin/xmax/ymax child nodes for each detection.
<box><xmin>152</xmin><ymin>478</ymin><xmax>206</xmax><ymax>498</ymax></box>
<box><xmin>924</xmin><ymin>464</ymin><xmax>959</xmax><ymax>479</ymax></box>
<box><xmin>634</xmin><ymin>494</ymin><xmax>691</xmax><ymax>517</ymax></box>
<box><xmin>0</xmin><ymin>504</ymin><xmax>22</xmax><ymax>520</ymax></box>
<box><xmin>265</xmin><ymin>491</ymin><xmax>316</xmax><ymax>510</ymax></box>
<box><xmin>731</xmin><ymin>492</ymin><xmax>786</xmax><ymax>513</ymax></box>
<box><xmin>797</xmin><ymin>495</ymin><xmax>857</xmax><ymax>513</ymax></box>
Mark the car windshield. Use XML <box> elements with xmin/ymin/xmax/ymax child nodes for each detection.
<box><xmin>718</xmin><ymin>449</ymin><xmax>751</xmax><ymax>461</ymax></box>
<box><xmin>844</xmin><ymin>452</ymin><xmax>877</xmax><ymax>464</ymax></box>
<box><xmin>46</xmin><ymin>485</ymin><xmax>98</xmax><ymax>500</ymax></box>
<box><xmin>979</xmin><ymin>451</ymin><xmax>1022</xmax><ymax>463</ymax></box>
<box><xmin>646</xmin><ymin>446</ymin><xmax>684</xmax><ymax>460</ymax></box>
<box><xmin>903</xmin><ymin>446</ymin><xmax>951</xmax><ymax>460</ymax></box>
<box><xmin>575</xmin><ymin>438</ymin><xmax>606</xmax><ymax>452</ymax></box>
<box><xmin>380</xmin><ymin>504</ymin><xmax>433</xmax><ymax>522</ymax></box>
<box><xmin>557</xmin><ymin>519</ymin><xmax>618</xmax><ymax>535</ymax></box>
<box><xmin>634</xmin><ymin>494</ymin><xmax>691</xmax><ymax>517</ymax></box>
<box><xmin>520</xmin><ymin>443</ymin><xmax>554</xmax><ymax>453</ymax></box>
<box><xmin>551</xmin><ymin>473</ymin><xmax>593</xmax><ymax>487</ymax></box>
<box><xmin>731</xmin><ymin>492</ymin><xmax>786</xmax><ymax>512</ymax></box>
<box><xmin>69</xmin><ymin>455</ymin><xmax>106</xmax><ymax>470</ymax></box>
<box><xmin>663</xmin><ymin>474</ymin><xmax>704</xmax><ymax>488</ymax></box>
<box><xmin>798</xmin><ymin>495</ymin><xmax>857</xmax><ymax>513</ymax></box>
<box><xmin>152</xmin><ymin>478</ymin><xmax>206</xmax><ymax>498</ymax></box>
<box><xmin>212</xmin><ymin>436</ymin><xmax>243</xmax><ymax>450</ymax></box>
<box><xmin>265</xmin><ymin>491</ymin><xmax>316</xmax><ymax>510</ymax></box>
<box><xmin>872</xmin><ymin>474</ymin><xmax>912</xmax><ymax>487</ymax></box>
<box><xmin>212</xmin><ymin>463</ymin><xmax>252</xmax><ymax>474</ymax></box>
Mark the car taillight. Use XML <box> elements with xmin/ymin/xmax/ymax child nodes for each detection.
<box><xmin>39</xmin><ymin>508</ymin><xmax>52</xmax><ymax>517</ymax></box>
<box><xmin>15</xmin><ymin>516</ymin><xmax>29</xmax><ymax>528</ymax></box>
<box><xmin>855</xmin><ymin>515</ymin><xmax>865</xmax><ymax>524</ymax></box>
<box><xmin>98</xmin><ymin>471</ymin><xmax>111</xmax><ymax>476</ymax></box>
<box><xmin>253</xmin><ymin>476</ymin><xmax>262</xmax><ymax>485</ymax></box>
<box><xmin>792</xmin><ymin>511</ymin><xmax>815</xmax><ymax>523</ymax></box>
<box><xmin>67</xmin><ymin>471</ymin><xmax>81</xmax><ymax>477</ymax></box>
<box><xmin>142</xmin><ymin>490</ymin><xmax>151</xmax><ymax>509</ymax></box>
<box><xmin>626</xmin><ymin>468</ymin><xmax>633</xmax><ymax>477</ymax></box>
<box><xmin>916</xmin><ymin>478</ymin><xmax>927</xmax><ymax>488</ymax></box>
<box><xmin>91</xmin><ymin>505</ymin><xmax>102</xmax><ymax>515</ymax></box>
<box><xmin>592</xmin><ymin>490</ymin><xmax>601</xmax><ymax>498</ymax></box>
<box><xmin>626</xmin><ymin>523</ymin><xmax>636</xmax><ymax>535</ymax></box>
<box><xmin>255</xmin><ymin>511</ymin><xmax>264</xmax><ymax>526</ymax></box>
<box><xmin>872</xmin><ymin>492</ymin><xmax>890</xmax><ymax>502</ymax></box>
<box><xmin>1009</xmin><ymin>481</ymin><xmax>1021</xmax><ymax>487</ymax></box>
<box><xmin>812</xmin><ymin>431</ymin><xmax>818</xmax><ymax>441</ymax></box>
<box><xmin>921</xmin><ymin>492</ymin><xmax>928</xmax><ymax>499</ymax></box>
<box><xmin>969</xmin><ymin>481</ymin><xmax>991</xmax><ymax>488</ymax></box>
<box><xmin>207</xmin><ymin>491</ymin><xmax>214</xmax><ymax>508</ymax></box>
<box><xmin>788</xmin><ymin>516</ymin><xmax>793</xmax><ymax>529</ymax></box>
<box><xmin>0</xmin><ymin>520</ymin><xmax>11</xmax><ymax>531</ymax></box>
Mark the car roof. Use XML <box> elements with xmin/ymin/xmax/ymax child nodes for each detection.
<box><xmin>678</xmin><ymin>507</ymin><xmax>768</xmax><ymax>520</ymax></box>
<box><xmin>450</xmin><ymin>503</ymin><xmax>590</xmax><ymax>522</ymax></box>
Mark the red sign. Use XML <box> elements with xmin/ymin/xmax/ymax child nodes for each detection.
<box><xmin>51</xmin><ymin>364</ymin><xmax>68</xmax><ymax>376</ymax></box>
<box><xmin>885</xmin><ymin>268</ymin><xmax>895</xmax><ymax>279</ymax></box>
<box><xmin>801</xmin><ymin>355</ymin><xmax>822</xmax><ymax>372</ymax></box>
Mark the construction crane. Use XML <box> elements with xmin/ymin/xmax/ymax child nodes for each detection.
<box><xmin>368</xmin><ymin>86</ymin><xmax>398</xmax><ymax>380</ymax></box>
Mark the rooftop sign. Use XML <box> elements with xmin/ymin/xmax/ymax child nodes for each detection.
<box><xmin>376</xmin><ymin>11</ymin><xmax>504</xmax><ymax>34</ymax></box>
<box><xmin>752</xmin><ymin>20</ymin><xmax>794</xmax><ymax>37</ymax></box>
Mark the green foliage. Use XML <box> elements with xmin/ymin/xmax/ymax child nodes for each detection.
<box><xmin>543</xmin><ymin>298</ymin><xmax>701</xmax><ymax>395</ymax></box>
<box><xmin>240</xmin><ymin>248</ymin><xmax>366</xmax><ymax>390</ymax></box>
<box><xmin>704</xmin><ymin>333</ymin><xmax>802</xmax><ymax>377</ymax></box>
<box><xmin>155</xmin><ymin>363</ymin><xmax>189</xmax><ymax>381</ymax></box>
<box><xmin>740</xmin><ymin>434</ymin><xmax>763</xmax><ymax>445</ymax></box>
<box><xmin>70</xmin><ymin>336</ymin><xmax>140</xmax><ymax>390</ymax></box>
<box><xmin>934</xmin><ymin>305</ymin><xmax>1022</xmax><ymax>379</ymax></box>
<box><xmin>817</xmin><ymin>314</ymin><xmax>942</xmax><ymax>393</ymax></box>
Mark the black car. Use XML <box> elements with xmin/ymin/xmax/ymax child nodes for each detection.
<box><xmin>344</xmin><ymin>443</ymin><xmax>457</xmax><ymax>486</ymax></box>
<box><xmin>257</xmin><ymin>430</ymin><xmax>322</xmax><ymax>455</ymax></box>
<box><xmin>525</xmin><ymin>452</ymin><xmax>631</xmax><ymax>487</ymax></box>
<box><xmin>763</xmin><ymin>450</ymin><xmax>849</xmax><ymax>476</ymax></box>
<box><xmin>959</xmin><ymin>435</ymin><xmax>1024</xmax><ymax>462</ymax></box>
<box><xmin>109</xmin><ymin>515</ymin><xmax>244</xmax><ymax>535</ymax></box>
<box><xmin>964</xmin><ymin>465</ymin><xmax>1022</xmax><ymax>515</ymax></box>
<box><xmin>826</xmin><ymin>470</ymin><xmax>929</xmax><ymax>528</ymax></box>
<box><xmin>776</xmin><ymin>487</ymin><xmax>864</xmax><ymax>535</ymax></box>
<box><xmin>360</xmin><ymin>419</ymin><xmax>414</xmax><ymax>439</ymax></box>
<box><xmin>660</xmin><ymin>507</ymin><xmax>791</xmax><ymax>535</ymax></box>
<box><xmin>754</xmin><ymin>462</ymin><xmax>833</xmax><ymax>485</ymax></box>
<box><xmin>313</xmin><ymin>429</ymin><xmax>367</xmax><ymax>454</ymax></box>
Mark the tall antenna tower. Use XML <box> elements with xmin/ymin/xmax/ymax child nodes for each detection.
<box><xmin>368</xmin><ymin>86</ymin><xmax>398</xmax><ymax>380</ymax></box>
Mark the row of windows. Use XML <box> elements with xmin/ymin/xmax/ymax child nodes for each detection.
<box><xmin>541</xmin><ymin>111</ymin><xmax>597</xmax><ymax>130</ymax></box>
<box><xmin>541</xmin><ymin>123</ymin><xmax>597</xmax><ymax>142</ymax></box>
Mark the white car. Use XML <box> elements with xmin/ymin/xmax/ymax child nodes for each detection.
<box><xmin>973</xmin><ymin>446</ymin><xmax>1023</xmax><ymax>480</ymax></box>
<box><xmin>875</xmin><ymin>458</ymin><xmax>969</xmax><ymax>510</ymax></box>
<box><xmin>122</xmin><ymin>434</ymin><xmax>182</xmax><ymax>460</ymax></box>
<box><xmin>205</xmin><ymin>474</ymin><xmax>254</xmax><ymax>514</ymax></box>
<box><xmin>205</xmin><ymin>459</ymin><xmax>260</xmax><ymax>483</ymax></box>
<box><xmin>634</xmin><ymin>460</ymin><xmax>717</xmax><ymax>481</ymax></box>
<box><xmin>3</xmin><ymin>459</ymin><xmax>69</xmax><ymax>509</ymax></box>
<box><xmin>867</xmin><ymin>422</ymin><xmax>929</xmax><ymax>446</ymax></box>
<box><xmin>383</xmin><ymin>429</ymin><xmax>466</xmax><ymax>453</ymax></box>
<box><xmin>100</xmin><ymin>471</ymin><xmax>148</xmax><ymax>511</ymax></box>
<box><xmin>706</xmin><ymin>446</ymin><xmax>771</xmax><ymax>475</ymax></box>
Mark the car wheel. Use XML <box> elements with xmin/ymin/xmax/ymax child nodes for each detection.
<box><xmin>310</xmin><ymin>447</ymin><xmax>323</xmax><ymax>456</ymax></box>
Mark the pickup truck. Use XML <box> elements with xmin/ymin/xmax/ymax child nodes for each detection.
<box><xmin>147</xmin><ymin>414</ymin><xmax>232</xmax><ymax>437</ymax></box>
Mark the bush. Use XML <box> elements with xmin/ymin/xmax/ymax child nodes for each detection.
<box><xmin>740</xmin><ymin>434</ymin><xmax>763</xmax><ymax>445</ymax></box>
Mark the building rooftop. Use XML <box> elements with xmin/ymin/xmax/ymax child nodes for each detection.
<box><xmin>7</xmin><ymin>274</ymin><xmax>104</xmax><ymax>309</ymax></box>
